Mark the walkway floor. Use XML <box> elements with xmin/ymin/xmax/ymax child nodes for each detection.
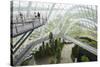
<box><xmin>61</xmin><ymin>44</ymin><xmax>75</xmax><ymax>63</ymax></box>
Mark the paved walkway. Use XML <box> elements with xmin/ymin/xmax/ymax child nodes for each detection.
<box><xmin>61</xmin><ymin>44</ymin><xmax>75</xmax><ymax>63</ymax></box>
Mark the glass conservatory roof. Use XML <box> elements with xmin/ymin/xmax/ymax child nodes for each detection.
<box><xmin>12</xmin><ymin>0</ymin><xmax>97</xmax><ymax>45</ymax></box>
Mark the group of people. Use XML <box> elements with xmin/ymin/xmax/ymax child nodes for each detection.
<box><xmin>19</xmin><ymin>12</ymin><xmax>41</xmax><ymax>21</ymax></box>
<box><xmin>34</xmin><ymin>12</ymin><xmax>40</xmax><ymax>19</ymax></box>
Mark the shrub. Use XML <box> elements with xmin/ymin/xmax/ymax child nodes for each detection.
<box><xmin>81</xmin><ymin>55</ymin><xmax>89</xmax><ymax>62</ymax></box>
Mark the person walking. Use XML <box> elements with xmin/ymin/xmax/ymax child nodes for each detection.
<box><xmin>19</xmin><ymin>12</ymin><xmax>24</xmax><ymax>25</ymax></box>
<box><xmin>34</xmin><ymin>12</ymin><xmax>37</xmax><ymax>18</ymax></box>
<box><xmin>37</xmin><ymin>12</ymin><xmax>40</xmax><ymax>21</ymax></box>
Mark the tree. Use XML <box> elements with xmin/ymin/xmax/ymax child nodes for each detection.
<box><xmin>71</xmin><ymin>45</ymin><xmax>79</xmax><ymax>62</ymax></box>
<box><xmin>42</xmin><ymin>41</ymin><xmax>45</xmax><ymax>56</ymax></box>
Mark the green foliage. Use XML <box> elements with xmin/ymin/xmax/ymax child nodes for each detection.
<box><xmin>49</xmin><ymin>58</ymin><xmax>56</xmax><ymax>64</ymax></box>
<box><xmin>21</xmin><ymin>60</ymin><xmax>29</xmax><ymax>65</ymax></box>
<box><xmin>81</xmin><ymin>55</ymin><xmax>89</xmax><ymax>62</ymax></box>
<box><xmin>33</xmin><ymin>32</ymin><xmax>64</xmax><ymax>63</ymax></box>
<box><xmin>21</xmin><ymin>58</ymin><xmax>31</xmax><ymax>66</ymax></box>
<box><xmin>78</xmin><ymin>37</ymin><xmax>97</xmax><ymax>48</ymax></box>
<box><xmin>49</xmin><ymin>32</ymin><xmax>53</xmax><ymax>40</ymax></box>
<box><xmin>71</xmin><ymin>45</ymin><xmax>79</xmax><ymax>62</ymax></box>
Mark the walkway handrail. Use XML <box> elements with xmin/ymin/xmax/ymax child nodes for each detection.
<box><xmin>13</xmin><ymin>35</ymin><xmax>49</xmax><ymax>65</ymax></box>
<box><xmin>12</xmin><ymin>18</ymin><xmax>47</xmax><ymax>37</ymax></box>
<box><xmin>62</xmin><ymin>35</ymin><xmax>97</xmax><ymax>55</ymax></box>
